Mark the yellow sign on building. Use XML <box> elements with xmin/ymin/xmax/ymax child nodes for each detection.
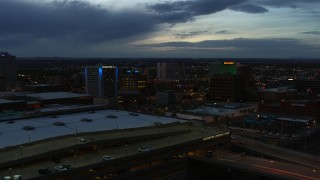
<box><xmin>223</xmin><ymin>61</ymin><xmax>235</xmax><ymax>65</ymax></box>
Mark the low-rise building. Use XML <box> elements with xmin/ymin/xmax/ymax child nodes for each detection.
<box><xmin>172</xmin><ymin>102</ymin><xmax>258</xmax><ymax>125</ymax></box>
<box><xmin>257</xmin><ymin>87</ymin><xmax>297</xmax><ymax>102</ymax></box>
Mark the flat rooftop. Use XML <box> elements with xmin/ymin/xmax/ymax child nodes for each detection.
<box><xmin>0</xmin><ymin>98</ymin><xmax>24</xmax><ymax>105</ymax></box>
<box><xmin>186</xmin><ymin>103</ymin><xmax>257</xmax><ymax>116</ymax></box>
<box><xmin>25</xmin><ymin>92</ymin><xmax>92</xmax><ymax>100</ymax></box>
<box><xmin>259</xmin><ymin>87</ymin><xmax>297</xmax><ymax>93</ymax></box>
<box><xmin>0</xmin><ymin>110</ymin><xmax>184</xmax><ymax>148</ymax></box>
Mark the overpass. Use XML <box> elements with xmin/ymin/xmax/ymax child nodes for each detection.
<box><xmin>231</xmin><ymin>134</ymin><xmax>320</xmax><ymax>170</ymax></box>
<box><xmin>1</xmin><ymin>122</ymin><xmax>319</xmax><ymax>180</ymax></box>
<box><xmin>190</xmin><ymin>149</ymin><xmax>320</xmax><ymax>180</ymax></box>
<box><xmin>0</xmin><ymin>122</ymin><xmax>230</xmax><ymax>179</ymax></box>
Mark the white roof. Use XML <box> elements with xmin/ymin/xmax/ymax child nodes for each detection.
<box><xmin>25</xmin><ymin>92</ymin><xmax>91</xmax><ymax>100</ymax></box>
<box><xmin>187</xmin><ymin>106</ymin><xmax>234</xmax><ymax>116</ymax></box>
<box><xmin>187</xmin><ymin>103</ymin><xmax>257</xmax><ymax>116</ymax></box>
<box><xmin>275</xmin><ymin>117</ymin><xmax>313</xmax><ymax>123</ymax></box>
<box><xmin>260</xmin><ymin>87</ymin><xmax>297</xmax><ymax>93</ymax></box>
<box><xmin>0</xmin><ymin>99</ymin><xmax>14</xmax><ymax>104</ymax></box>
<box><xmin>0</xmin><ymin>98</ymin><xmax>23</xmax><ymax>104</ymax></box>
<box><xmin>0</xmin><ymin>110</ymin><xmax>184</xmax><ymax>148</ymax></box>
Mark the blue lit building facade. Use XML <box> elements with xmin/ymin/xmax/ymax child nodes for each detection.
<box><xmin>85</xmin><ymin>66</ymin><xmax>118</xmax><ymax>98</ymax></box>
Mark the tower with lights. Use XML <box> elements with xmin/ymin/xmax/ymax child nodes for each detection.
<box><xmin>84</xmin><ymin>65</ymin><xmax>118</xmax><ymax>98</ymax></box>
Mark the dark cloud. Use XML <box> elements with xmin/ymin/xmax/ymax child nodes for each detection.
<box><xmin>0</xmin><ymin>0</ymin><xmax>158</xmax><ymax>45</ymax></box>
<box><xmin>175</xmin><ymin>31</ymin><xmax>208</xmax><ymax>39</ymax></box>
<box><xmin>301</xmin><ymin>31</ymin><xmax>320</xmax><ymax>35</ymax></box>
<box><xmin>147</xmin><ymin>0</ymin><xmax>249</xmax><ymax>24</ymax></box>
<box><xmin>149</xmin><ymin>0</ymin><xmax>249</xmax><ymax>15</ymax></box>
<box><xmin>229</xmin><ymin>4</ymin><xmax>269</xmax><ymax>13</ymax></box>
<box><xmin>0</xmin><ymin>0</ymin><xmax>254</xmax><ymax>47</ymax></box>
<box><xmin>256</xmin><ymin>0</ymin><xmax>320</xmax><ymax>8</ymax></box>
<box><xmin>1</xmin><ymin>0</ymin><xmax>319</xmax><ymax>58</ymax></box>
<box><xmin>215</xmin><ymin>30</ymin><xmax>230</xmax><ymax>34</ymax></box>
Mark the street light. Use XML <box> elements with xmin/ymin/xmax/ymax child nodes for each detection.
<box><xmin>20</xmin><ymin>145</ymin><xmax>23</xmax><ymax>160</ymax></box>
<box><xmin>305</xmin><ymin>133</ymin><xmax>307</xmax><ymax>153</ymax></box>
<box><xmin>74</xmin><ymin>133</ymin><xmax>77</xmax><ymax>146</ymax></box>
<box><xmin>125</xmin><ymin>144</ymin><xmax>128</xmax><ymax>157</ymax></box>
<box><xmin>73</xmin><ymin>154</ymin><xmax>77</xmax><ymax>168</ymax></box>
<box><xmin>75</xmin><ymin>123</ymin><xmax>78</xmax><ymax>134</ymax></box>
<box><xmin>9</xmin><ymin>168</ymin><xmax>12</xmax><ymax>176</ymax></box>
<box><xmin>74</xmin><ymin>123</ymin><xmax>78</xmax><ymax>146</ymax></box>
<box><xmin>28</xmin><ymin>131</ymin><xmax>31</xmax><ymax>143</ymax></box>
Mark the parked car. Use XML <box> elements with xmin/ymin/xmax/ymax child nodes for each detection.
<box><xmin>22</xmin><ymin>126</ymin><xmax>35</xmax><ymax>131</ymax></box>
<box><xmin>106</xmin><ymin>115</ymin><xmax>117</xmax><ymax>118</ymax></box>
<box><xmin>138</xmin><ymin>145</ymin><xmax>155</xmax><ymax>152</ymax></box>
<box><xmin>79</xmin><ymin>137</ymin><xmax>87</xmax><ymax>143</ymax></box>
<box><xmin>54</xmin><ymin>165</ymin><xmax>71</xmax><ymax>172</ymax></box>
<box><xmin>81</xmin><ymin>118</ymin><xmax>93</xmax><ymax>122</ymax></box>
<box><xmin>12</xmin><ymin>175</ymin><xmax>22</xmax><ymax>180</ymax></box>
<box><xmin>129</xmin><ymin>112</ymin><xmax>139</xmax><ymax>116</ymax></box>
<box><xmin>2</xmin><ymin>176</ymin><xmax>12</xmax><ymax>180</ymax></box>
<box><xmin>53</xmin><ymin>122</ymin><xmax>65</xmax><ymax>126</ymax></box>
<box><xmin>38</xmin><ymin>167</ymin><xmax>51</xmax><ymax>174</ymax></box>
<box><xmin>102</xmin><ymin>155</ymin><xmax>113</xmax><ymax>161</ymax></box>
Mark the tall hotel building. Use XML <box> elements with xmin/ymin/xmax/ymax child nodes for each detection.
<box><xmin>0</xmin><ymin>52</ymin><xmax>16</xmax><ymax>90</ymax></box>
<box><xmin>119</xmin><ymin>67</ymin><xmax>147</xmax><ymax>92</ymax></box>
<box><xmin>208</xmin><ymin>61</ymin><xmax>237</xmax><ymax>77</ymax></box>
<box><xmin>84</xmin><ymin>65</ymin><xmax>118</xmax><ymax>98</ymax></box>
<box><xmin>207</xmin><ymin>61</ymin><xmax>246</xmax><ymax>102</ymax></box>
<box><xmin>157</xmin><ymin>62</ymin><xmax>185</xmax><ymax>81</ymax></box>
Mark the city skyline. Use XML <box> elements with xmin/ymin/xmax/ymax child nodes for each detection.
<box><xmin>1</xmin><ymin>0</ymin><xmax>320</xmax><ymax>58</ymax></box>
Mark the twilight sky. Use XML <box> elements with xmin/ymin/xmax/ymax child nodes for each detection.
<box><xmin>0</xmin><ymin>0</ymin><xmax>320</xmax><ymax>58</ymax></box>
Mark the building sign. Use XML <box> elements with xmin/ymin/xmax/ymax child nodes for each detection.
<box><xmin>223</xmin><ymin>62</ymin><xmax>235</xmax><ymax>65</ymax></box>
<box><xmin>101</xmin><ymin>66</ymin><xmax>116</xmax><ymax>68</ymax></box>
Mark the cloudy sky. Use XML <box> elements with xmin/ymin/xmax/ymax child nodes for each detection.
<box><xmin>1</xmin><ymin>0</ymin><xmax>320</xmax><ymax>58</ymax></box>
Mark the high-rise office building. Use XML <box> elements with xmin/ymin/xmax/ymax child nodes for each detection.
<box><xmin>208</xmin><ymin>61</ymin><xmax>237</xmax><ymax>78</ymax></box>
<box><xmin>207</xmin><ymin>74</ymin><xmax>246</xmax><ymax>102</ymax></box>
<box><xmin>157</xmin><ymin>62</ymin><xmax>185</xmax><ymax>81</ymax></box>
<box><xmin>84</xmin><ymin>65</ymin><xmax>118</xmax><ymax>98</ymax></box>
<box><xmin>0</xmin><ymin>52</ymin><xmax>16</xmax><ymax>90</ymax></box>
<box><xmin>119</xmin><ymin>67</ymin><xmax>147</xmax><ymax>92</ymax></box>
